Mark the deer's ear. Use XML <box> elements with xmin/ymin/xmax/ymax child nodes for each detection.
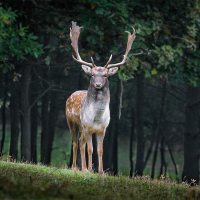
<box><xmin>82</xmin><ymin>65</ymin><xmax>92</xmax><ymax>76</ymax></box>
<box><xmin>107</xmin><ymin>67</ymin><xmax>118</xmax><ymax>77</ymax></box>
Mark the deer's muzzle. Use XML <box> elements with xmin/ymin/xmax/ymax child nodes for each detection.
<box><xmin>95</xmin><ymin>83</ymin><xmax>102</xmax><ymax>89</ymax></box>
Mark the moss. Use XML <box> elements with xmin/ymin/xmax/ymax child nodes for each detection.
<box><xmin>0</xmin><ymin>161</ymin><xmax>199</xmax><ymax>200</ymax></box>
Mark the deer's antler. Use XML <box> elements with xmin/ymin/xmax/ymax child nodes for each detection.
<box><xmin>104</xmin><ymin>55</ymin><xmax>112</xmax><ymax>68</ymax></box>
<box><xmin>70</xmin><ymin>21</ymin><xmax>95</xmax><ymax>68</ymax></box>
<box><xmin>105</xmin><ymin>27</ymin><xmax>136</xmax><ymax>69</ymax></box>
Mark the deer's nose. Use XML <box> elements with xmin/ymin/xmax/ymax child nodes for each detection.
<box><xmin>95</xmin><ymin>83</ymin><xmax>102</xmax><ymax>89</ymax></box>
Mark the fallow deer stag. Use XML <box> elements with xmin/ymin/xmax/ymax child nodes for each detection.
<box><xmin>66</xmin><ymin>21</ymin><xmax>136</xmax><ymax>174</ymax></box>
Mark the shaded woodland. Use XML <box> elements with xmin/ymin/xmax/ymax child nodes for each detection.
<box><xmin>0</xmin><ymin>0</ymin><xmax>200</xmax><ymax>184</ymax></box>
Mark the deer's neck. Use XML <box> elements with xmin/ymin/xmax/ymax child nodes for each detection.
<box><xmin>86</xmin><ymin>79</ymin><xmax>110</xmax><ymax>106</ymax></box>
<box><xmin>80</xmin><ymin>79</ymin><xmax>110</xmax><ymax>128</ymax></box>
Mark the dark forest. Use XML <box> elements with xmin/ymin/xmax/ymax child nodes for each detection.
<box><xmin>0</xmin><ymin>0</ymin><xmax>200</xmax><ymax>186</ymax></box>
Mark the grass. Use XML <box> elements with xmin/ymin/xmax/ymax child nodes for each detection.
<box><xmin>1</xmin><ymin>127</ymin><xmax>184</xmax><ymax>180</ymax></box>
<box><xmin>0</xmin><ymin>161</ymin><xmax>200</xmax><ymax>200</ymax></box>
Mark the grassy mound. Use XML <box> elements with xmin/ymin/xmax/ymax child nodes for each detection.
<box><xmin>0</xmin><ymin>161</ymin><xmax>199</xmax><ymax>199</ymax></box>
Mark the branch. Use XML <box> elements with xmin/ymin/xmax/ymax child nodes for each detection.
<box><xmin>169</xmin><ymin>84</ymin><xmax>185</xmax><ymax>98</ymax></box>
<box><xmin>50</xmin><ymin>88</ymin><xmax>72</xmax><ymax>94</ymax></box>
<box><xmin>29</xmin><ymin>84</ymin><xmax>54</xmax><ymax>111</ymax></box>
<box><xmin>129</xmin><ymin>51</ymin><xmax>144</xmax><ymax>56</ymax></box>
<box><xmin>32</xmin><ymin>66</ymin><xmax>51</xmax><ymax>85</ymax></box>
<box><xmin>145</xmin><ymin>83</ymin><xmax>185</xmax><ymax>102</ymax></box>
<box><xmin>142</xmin><ymin>92</ymin><xmax>157</xmax><ymax>122</ymax></box>
<box><xmin>161</xmin><ymin>128</ymin><xmax>179</xmax><ymax>182</ymax></box>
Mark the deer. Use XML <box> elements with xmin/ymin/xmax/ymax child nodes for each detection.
<box><xmin>66</xmin><ymin>21</ymin><xmax>136</xmax><ymax>174</ymax></box>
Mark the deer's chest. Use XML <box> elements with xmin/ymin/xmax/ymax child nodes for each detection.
<box><xmin>80</xmin><ymin>101</ymin><xmax>110</xmax><ymax>131</ymax></box>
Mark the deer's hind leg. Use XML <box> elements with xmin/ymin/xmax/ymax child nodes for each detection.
<box><xmin>72</xmin><ymin>136</ymin><xmax>78</xmax><ymax>169</ymax></box>
<box><xmin>79</xmin><ymin>133</ymin><xmax>87</xmax><ymax>172</ymax></box>
<box><xmin>68</xmin><ymin>121</ymin><xmax>79</xmax><ymax>170</ymax></box>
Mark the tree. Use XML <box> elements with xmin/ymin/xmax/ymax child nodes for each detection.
<box><xmin>0</xmin><ymin>5</ymin><xmax>44</xmax><ymax>161</ymax></box>
<box><xmin>135</xmin><ymin>72</ymin><xmax>145</xmax><ymax>176</ymax></box>
<box><xmin>183</xmin><ymin>86</ymin><xmax>200</xmax><ymax>183</ymax></box>
<box><xmin>118</xmin><ymin>0</ymin><xmax>200</xmax><ymax>181</ymax></box>
<box><xmin>9</xmin><ymin>71</ymin><xmax>20</xmax><ymax>161</ymax></box>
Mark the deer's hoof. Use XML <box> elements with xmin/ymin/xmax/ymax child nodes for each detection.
<box><xmin>82</xmin><ymin>168</ymin><xmax>89</xmax><ymax>173</ymax></box>
<box><xmin>99</xmin><ymin>171</ymin><xmax>104</xmax><ymax>175</ymax></box>
<box><xmin>88</xmin><ymin>168</ymin><xmax>94</xmax><ymax>173</ymax></box>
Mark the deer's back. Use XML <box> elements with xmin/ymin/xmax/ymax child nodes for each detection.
<box><xmin>66</xmin><ymin>90</ymin><xmax>87</xmax><ymax>132</ymax></box>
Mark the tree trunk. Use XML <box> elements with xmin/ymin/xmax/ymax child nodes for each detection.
<box><xmin>159</xmin><ymin>134</ymin><xmax>166</xmax><ymax>176</ymax></box>
<box><xmin>41</xmin><ymin>69</ymin><xmax>50</xmax><ymax>164</ymax></box>
<box><xmin>161</xmin><ymin>128</ymin><xmax>179</xmax><ymax>182</ymax></box>
<box><xmin>167</xmin><ymin>145</ymin><xmax>178</xmax><ymax>181</ymax></box>
<box><xmin>1</xmin><ymin>77</ymin><xmax>7</xmax><ymax>156</ymax></box>
<box><xmin>182</xmin><ymin>85</ymin><xmax>200</xmax><ymax>183</ymax></box>
<box><xmin>143</xmin><ymin>120</ymin><xmax>156</xmax><ymax>170</ymax></box>
<box><xmin>30</xmin><ymin>69</ymin><xmax>38</xmax><ymax>163</ymax></box>
<box><xmin>103</xmin><ymin>114</ymin><xmax>115</xmax><ymax>172</ymax></box>
<box><xmin>9</xmin><ymin>79</ymin><xmax>20</xmax><ymax>161</ymax></box>
<box><xmin>103</xmin><ymin>76</ymin><xmax>119</xmax><ymax>173</ymax></box>
<box><xmin>19</xmin><ymin>65</ymin><xmax>31</xmax><ymax>162</ymax></box>
<box><xmin>129</xmin><ymin>108</ymin><xmax>135</xmax><ymax>177</ymax></box>
<box><xmin>112</xmin><ymin>121</ymin><xmax>119</xmax><ymax>175</ymax></box>
<box><xmin>31</xmin><ymin>103</ymin><xmax>38</xmax><ymax>163</ymax></box>
<box><xmin>47</xmin><ymin>87</ymin><xmax>59</xmax><ymax>164</ymax></box>
<box><xmin>112</xmin><ymin>79</ymin><xmax>120</xmax><ymax>175</ymax></box>
<box><xmin>151</xmin><ymin>80</ymin><xmax>167</xmax><ymax>178</ymax></box>
<box><xmin>135</xmin><ymin>73</ymin><xmax>144</xmax><ymax>176</ymax></box>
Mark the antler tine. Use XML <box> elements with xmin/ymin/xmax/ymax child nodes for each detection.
<box><xmin>107</xmin><ymin>27</ymin><xmax>136</xmax><ymax>69</ymax></box>
<box><xmin>104</xmin><ymin>54</ymin><xmax>112</xmax><ymax>68</ymax></box>
<box><xmin>70</xmin><ymin>21</ymin><xmax>94</xmax><ymax>68</ymax></box>
<box><xmin>91</xmin><ymin>57</ymin><xmax>96</xmax><ymax>68</ymax></box>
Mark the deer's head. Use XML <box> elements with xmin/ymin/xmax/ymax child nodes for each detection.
<box><xmin>81</xmin><ymin>65</ymin><xmax>117</xmax><ymax>89</ymax></box>
<box><xmin>70</xmin><ymin>21</ymin><xmax>136</xmax><ymax>89</ymax></box>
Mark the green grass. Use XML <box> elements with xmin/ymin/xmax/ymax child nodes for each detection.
<box><xmin>0</xmin><ymin>161</ymin><xmax>199</xmax><ymax>200</ymax></box>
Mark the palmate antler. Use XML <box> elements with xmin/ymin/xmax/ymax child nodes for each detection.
<box><xmin>70</xmin><ymin>21</ymin><xmax>96</xmax><ymax>68</ymax></box>
<box><xmin>70</xmin><ymin>21</ymin><xmax>136</xmax><ymax>68</ymax></box>
<box><xmin>105</xmin><ymin>27</ymin><xmax>136</xmax><ymax>69</ymax></box>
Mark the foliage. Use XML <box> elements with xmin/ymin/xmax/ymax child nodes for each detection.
<box><xmin>112</xmin><ymin>0</ymin><xmax>200</xmax><ymax>84</ymax></box>
<box><xmin>1</xmin><ymin>161</ymin><xmax>200</xmax><ymax>200</ymax></box>
<box><xmin>15</xmin><ymin>0</ymin><xmax>199</xmax><ymax>85</ymax></box>
<box><xmin>0</xmin><ymin>5</ymin><xmax>44</xmax><ymax>72</ymax></box>
<box><xmin>1</xmin><ymin>0</ymin><xmax>200</xmax><ymax>83</ymax></box>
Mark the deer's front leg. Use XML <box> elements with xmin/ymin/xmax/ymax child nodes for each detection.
<box><xmin>84</xmin><ymin>131</ymin><xmax>93</xmax><ymax>172</ymax></box>
<box><xmin>97</xmin><ymin>131</ymin><xmax>106</xmax><ymax>174</ymax></box>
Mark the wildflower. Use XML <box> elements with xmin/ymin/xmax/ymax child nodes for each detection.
<box><xmin>160</xmin><ymin>174</ymin><xmax>165</xmax><ymax>180</ymax></box>
<box><xmin>191</xmin><ymin>179</ymin><xmax>196</xmax><ymax>183</ymax></box>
